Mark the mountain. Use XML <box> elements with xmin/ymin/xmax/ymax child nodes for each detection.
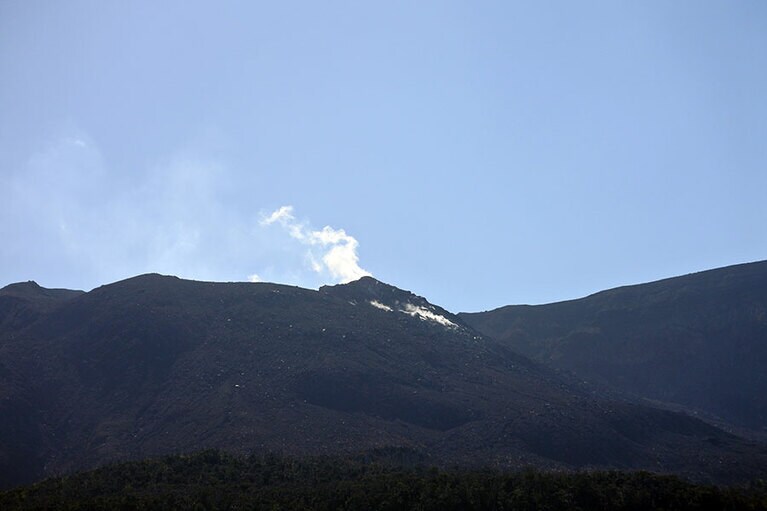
<box><xmin>1</xmin><ymin>274</ymin><xmax>766</xmax><ymax>488</ymax></box>
<box><xmin>0</xmin><ymin>281</ymin><xmax>83</xmax><ymax>332</ymax></box>
<box><xmin>460</xmin><ymin>260</ymin><xmax>767</xmax><ymax>433</ymax></box>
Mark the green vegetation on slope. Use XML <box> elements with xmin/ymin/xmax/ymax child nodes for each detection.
<box><xmin>2</xmin><ymin>450</ymin><xmax>766</xmax><ymax>511</ymax></box>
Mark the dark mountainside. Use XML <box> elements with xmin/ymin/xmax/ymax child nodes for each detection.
<box><xmin>0</xmin><ymin>273</ymin><xmax>765</xmax><ymax>489</ymax></box>
<box><xmin>0</xmin><ymin>281</ymin><xmax>83</xmax><ymax>332</ymax></box>
<box><xmin>461</xmin><ymin>260</ymin><xmax>767</xmax><ymax>433</ymax></box>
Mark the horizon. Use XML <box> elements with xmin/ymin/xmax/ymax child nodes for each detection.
<box><xmin>3</xmin><ymin>257</ymin><xmax>764</xmax><ymax>313</ymax></box>
<box><xmin>2</xmin><ymin>1</ymin><xmax>766</xmax><ymax>312</ymax></box>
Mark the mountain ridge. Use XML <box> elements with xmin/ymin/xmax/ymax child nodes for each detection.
<box><xmin>460</xmin><ymin>259</ymin><xmax>767</xmax><ymax>431</ymax></box>
<box><xmin>468</xmin><ymin>260</ymin><xmax>767</xmax><ymax>312</ymax></box>
<box><xmin>1</xmin><ymin>268</ymin><xmax>766</xmax><ymax>488</ymax></box>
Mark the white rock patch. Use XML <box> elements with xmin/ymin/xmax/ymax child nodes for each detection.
<box><xmin>401</xmin><ymin>303</ymin><xmax>458</xmax><ymax>328</ymax></box>
<box><xmin>369</xmin><ymin>300</ymin><xmax>393</xmax><ymax>312</ymax></box>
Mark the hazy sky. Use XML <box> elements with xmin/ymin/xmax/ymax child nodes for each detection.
<box><xmin>1</xmin><ymin>1</ymin><xmax>765</xmax><ymax>312</ymax></box>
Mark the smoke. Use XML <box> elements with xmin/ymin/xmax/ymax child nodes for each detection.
<box><xmin>260</xmin><ymin>205</ymin><xmax>371</xmax><ymax>284</ymax></box>
<box><xmin>0</xmin><ymin>131</ymin><xmax>372</xmax><ymax>290</ymax></box>
<box><xmin>1</xmin><ymin>133</ymin><xmax>284</xmax><ymax>289</ymax></box>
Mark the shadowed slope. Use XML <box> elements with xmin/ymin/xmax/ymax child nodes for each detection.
<box><xmin>461</xmin><ymin>260</ymin><xmax>767</xmax><ymax>431</ymax></box>
<box><xmin>0</xmin><ymin>273</ymin><xmax>765</xmax><ymax>488</ymax></box>
<box><xmin>0</xmin><ymin>281</ymin><xmax>83</xmax><ymax>333</ymax></box>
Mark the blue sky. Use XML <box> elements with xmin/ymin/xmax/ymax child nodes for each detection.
<box><xmin>1</xmin><ymin>1</ymin><xmax>765</xmax><ymax>312</ymax></box>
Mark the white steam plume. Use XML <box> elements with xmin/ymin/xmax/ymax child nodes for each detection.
<box><xmin>260</xmin><ymin>206</ymin><xmax>371</xmax><ymax>284</ymax></box>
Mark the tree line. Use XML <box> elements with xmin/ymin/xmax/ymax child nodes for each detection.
<box><xmin>1</xmin><ymin>449</ymin><xmax>765</xmax><ymax>510</ymax></box>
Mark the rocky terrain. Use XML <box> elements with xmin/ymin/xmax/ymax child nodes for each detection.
<box><xmin>1</xmin><ymin>271</ymin><xmax>766</xmax><ymax>488</ymax></box>
<box><xmin>461</xmin><ymin>261</ymin><xmax>767</xmax><ymax>432</ymax></box>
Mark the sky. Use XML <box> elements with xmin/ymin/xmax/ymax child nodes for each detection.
<box><xmin>1</xmin><ymin>1</ymin><xmax>765</xmax><ymax>312</ymax></box>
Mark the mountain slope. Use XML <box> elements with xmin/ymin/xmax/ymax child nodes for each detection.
<box><xmin>0</xmin><ymin>281</ymin><xmax>83</xmax><ymax>333</ymax></box>
<box><xmin>461</xmin><ymin>260</ymin><xmax>767</xmax><ymax>431</ymax></box>
<box><xmin>1</xmin><ymin>274</ymin><xmax>765</xmax><ymax>488</ymax></box>
<box><xmin>0</xmin><ymin>281</ymin><xmax>85</xmax><ymax>486</ymax></box>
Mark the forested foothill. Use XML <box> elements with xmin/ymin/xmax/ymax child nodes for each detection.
<box><xmin>1</xmin><ymin>450</ymin><xmax>766</xmax><ymax>511</ymax></box>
